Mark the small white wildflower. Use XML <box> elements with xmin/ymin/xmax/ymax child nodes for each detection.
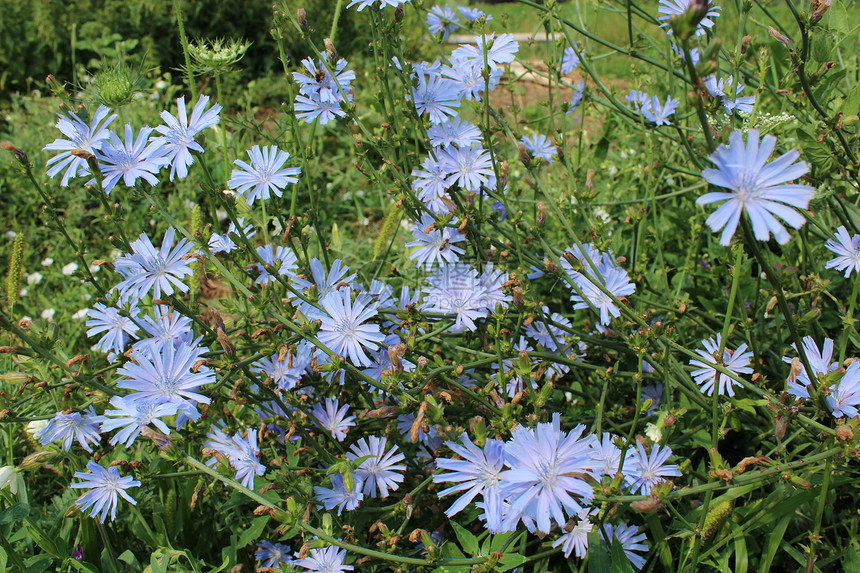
<box><xmin>72</xmin><ymin>309</ymin><xmax>88</xmax><ymax>320</ymax></box>
<box><xmin>5</xmin><ymin>231</ymin><xmax>17</xmax><ymax>240</ymax></box>
<box><xmin>26</xmin><ymin>420</ymin><xmax>48</xmax><ymax>437</ymax></box>
<box><xmin>41</xmin><ymin>258</ymin><xmax>54</xmax><ymax>266</ymax></box>
<box><xmin>645</xmin><ymin>423</ymin><xmax>662</xmax><ymax>442</ymax></box>
<box><xmin>62</xmin><ymin>262</ymin><xmax>78</xmax><ymax>276</ymax></box>
<box><xmin>27</xmin><ymin>272</ymin><xmax>43</xmax><ymax>285</ymax></box>
<box><xmin>0</xmin><ymin>466</ymin><xmax>21</xmax><ymax>495</ymax></box>
<box><xmin>89</xmin><ymin>264</ymin><xmax>100</xmax><ymax>274</ymax></box>
<box><xmin>41</xmin><ymin>308</ymin><xmax>56</xmax><ymax>321</ymax></box>
<box><xmin>593</xmin><ymin>207</ymin><xmax>611</xmax><ymax>224</ymax></box>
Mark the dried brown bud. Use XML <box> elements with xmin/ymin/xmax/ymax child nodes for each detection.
<box><xmin>811</xmin><ymin>0</ymin><xmax>832</xmax><ymax>23</ymax></box>
<box><xmin>518</xmin><ymin>144</ymin><xmax>531</xmax><ymax>166</ymax></box>
<box><xmin>585</xmin><ymin>168</ymin><xmax>595</xmax><ymax>188</ymax></box>
<box><xmin>1</xmin><ymin>141</ymin><xmax>27</xmax><ymax>163</ymax></box>
<box><xmin>536</xmin><ymin>202</ymin><xmax>547</xmax><ymax>225</ymax></box>
<box><xmin>512</xmin><ymin>286</ymin><xmax>524</xmax><ymax>307</ymax></box>
<box><xmin>775</xmin><ymin>415</ymin><xmax>788</xmax><ymax>441</ymax></box>
<box><xmin>324</xmin><ymin>38</ymin><xmax>337</xmax><ymax>60</ymax></box>
<box><xmin>768</xmin><ymin>26</ymin><xmax>792</xmax><ymax>48</ymax></box>
<box><xmin>740</xmin><ymin>35</ymin><xmax>752</xmax><ymax>55</ymax></box>
<box><xmin>836</xmin><ymin>423</ymin><xmax>854</xmax><ymax>442</ymax></box>
<box><xmin>297</xmin><ymin>7</ymin><xmax>308</xmax><ymax>28</ymax></box>
<box><xmin>631</xmin><ymin>495</ymin><xmax>663</xmax><ymax>513</ymax></box>
<box><xmin>714</xmin><ymin>468</ymin><xmax>733</xmax><ymax>483</ymax></box>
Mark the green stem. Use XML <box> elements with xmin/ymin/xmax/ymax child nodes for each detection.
<box><xmin>184</xmin><ymin>455</ymin><xmax>486</xmax><ymax>567</ymax></box>
<box><xmin>173</xmin><ymin>0</ymin><xmax>197</xmax><ymax>101</ymax></box>
<box><xmin>330</xmin><ymin>0</ymin><xmax>345</xmax><ymax>43</ymax></box>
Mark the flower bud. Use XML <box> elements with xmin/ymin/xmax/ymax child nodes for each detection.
<box><xmin>811</xmin><ymin>0</ymin><xmax>832</xmax><ymax>23</ymax></box>
<box><xmin>94</xmin><ymin>63</ymin><xmax>135</xmax><ymax>108</ymax></box>
<box><xmin>774</xmin><ymin>415</ymin><xmax>787</xmax><ymax>441</ymax></box>
<box><xmin>297</xmin><ymin>8</ymin><xmax>308</xmax><ymax>28</ymax></box>
<box><xmin>1</xmin><ymin>141</ymin><xmax>27</xmax><ymax>163</ymax></box>
<box><xmin>836</xmin><ymin>423</ymin><xmax>854</xmax><ymax>442</ymax></box>
<box><xmin>536</xmin><ymin>202</ymin><xmax>547</xmax><ymax>225</ymax></box>
<box><xmin>631</xmin><ymin>495</ymin><xmax>662</xmax><ymax>513</ymax></box>
<box><xmin>324</xmin><ymin>38</ymin><xmax>337</xmax><ymax>61</ymax></box>
<box><xmin>768</xmin><ymin>26</ymin><xmax>793</xmax><ymax>48</ymax></box>
<box><xmin>518</xmin><ymin>144</ymin><xmax>531</xmax><ymax>166</ymax></box>
<box><xmin>512</xmin><ymin>286</ymin><xmax>524</xmax><ymax>307</ymax></box>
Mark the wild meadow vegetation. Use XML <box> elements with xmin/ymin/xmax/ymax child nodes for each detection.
<box><xmin>1</xmin><ymin>0</ymin><xmax>859</xmax><ymax>571</ymax></box>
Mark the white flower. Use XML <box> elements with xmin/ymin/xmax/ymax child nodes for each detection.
<box><xmin>26</xmin><ymin>420</ymin><xmax>48</xmax><ymax>437</ymax></box>
<box><xmin>62</xmin><ymin>262</ymin><xmax>79</xmax><ymax>276</ymax></box>
<box><xmin>41</xmin><ymin>258</ymin><xmax>54</xmax><ymax>266</ymax></box>
<box><xmin>645</xmin><ymin>423</ymin><xmax>662</xmax><ymax>443</ymax></box>
<box><xmin>5</xmin><ymin>231</ymin><xmax>17</xmax><ymax>240</ymax></box>
<box><xmin>73</xmin><ymin>309</ymin><xmax>88</xmax><ymax>320</ymax></box>
<box><xmin>41</xmin><ymin>308</ymin><xmax>56</xmax><ymax>321</ymax></box>
<box><xmin>0</xmin><ymin>466</ymin><xmax>21</xmax><ymax>495</ymax></box>
<box><xmin>27</xmin><ymin>272</ymin><xmax>43</xmax><ymax>285</ymax></box>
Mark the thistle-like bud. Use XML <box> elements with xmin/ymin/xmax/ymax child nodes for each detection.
<box><xmin>188</xmin><ymin>38</ymin><xmax>251</xmax><ymax>76</ymax></box>
<box><xmin>93</xmin><ymin>63</ymin><xmax>136</xmax><ymax>108</ymax></box>
<box><xmin>395</xmin><ymin>4</ymin><xmax>404</xmax><ymax>22</ymax></box>
<box><xmin>740</xmin><ymin>35</ymin><xmax>752</xmax><ymax>55</ymax></box>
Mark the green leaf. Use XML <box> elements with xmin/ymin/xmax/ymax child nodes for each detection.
<box><xmin>450</xmin><ymin>522</ymin><xmax>479</xmax><ymax>556</ymax></box>
<box><xmin>67</xmin><ymin>560</ymin><xmax>99</xmax><ymax>573</ymax></box>
<box><xmin>829</xmin><ymin>1</ymin><xmax>849</xmax><ymax>35</ymax></box>
<box><xmin>150</xmin><ymin>554</ymin><xmax>169</xmax><ymax>573</ymax></box>
<box><xmin>840</xmin><ymin>85</ymin><xmax>860</xmax><ymax>115</ymax></box>
<box><xmin>117</xmin><ymin>549</ymin><xmax>138</xmax><ymax>567</ymax></box>
<box><xmin>844</xmin><ymin>544</ymin><xmax>860</xmax><ymax>570</ymax></box>
<box><xmin>732</xmin><ymin>524</ymin><xmax>748</xmax><ymax>573</ymax></box>
<box><xmin>646</xmin><ymin>515</ymin><xmax>673</xmax><ymax>571</ymax></box>
<box><xmin>588</xmin><ymin>531</ymin><xmax>610</xmax><ymax>573</ymax></box>
<box><xmin>499</xmin><ymin>552</ymin><xmax>528</xmax><ymax>572</ymax></box>
<box><xmin>0</xmin><ymin>504</ymin><xmax>29</xmax><ymax>525</ymax></box>
<box><xmin>23</xmin><ymin>555</ymin><xmax>52</xmax><ymax>573</ymax></box>
<box><xmin>797</xmin><ymin>130</ymin><xmax>837</xmax><ymax>171</ymax></box>
<box><xmin>810</xmin><ymin>33</ymin><xmax>833</xmax><ymax>64</ymax></box>
<box><xmin>0</xmin><ymin>546</ymin><xmax>7</xmax><ymax>573</ymax></box>
<box><xmin>609</xmin><ymin>536</ymin><xmax>631</xmax><ymax>573</ymax></box>
<box><xmin>733</xmin><ymin>398</ymin><xmax>768</xmax><ymax>415</ymax></box>
<box><xmin>236</xmin><ymin>516</ymin><xmax>269</xmax><ymax>550</ymax></box>
<box><xmin>760</xmin><ymin>513</ymin><xmax>792</xmax><ymax>573</ymax></box>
